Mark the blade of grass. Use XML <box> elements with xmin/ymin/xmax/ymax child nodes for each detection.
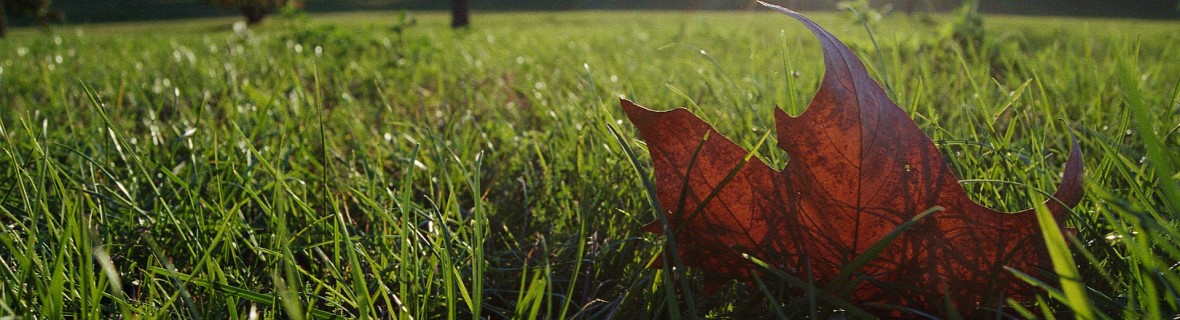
<box><xmin>1027</xmin><ymin>182</ymin><xmax>1098</xmax><ymax>320</ymax></box>
<box><xmin>1120</xmin><ymin>42</ymin><xmax>1180</xmax><ymax>212</ymax></box>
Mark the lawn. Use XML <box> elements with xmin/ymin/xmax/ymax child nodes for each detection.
<box><xmin>1</xmin><ymin>8</ymin><xmax>1179</xmax><ymax>319</ymax></box>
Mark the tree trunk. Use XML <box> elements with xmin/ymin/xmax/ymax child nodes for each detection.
<box><xmin>241</xmin><ymin>4</ymin><xmax>268</xmax><ymax>24</ymax></box>
<box><xmin>451</xmin><ymin>0</ymin><xmax>469</xmax><ymax>28</ymax></box>
<box><xmin>0</xmin><ymin>0</ymin><xmax>7</xmax><ymax>38</ymax></box>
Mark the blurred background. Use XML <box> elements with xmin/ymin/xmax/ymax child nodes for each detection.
<box><xmin>5</xmin><ymin>0</ymin><xmax>1179</xmax><ymax>28</ymax></box>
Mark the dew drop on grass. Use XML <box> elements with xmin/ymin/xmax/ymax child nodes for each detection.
<box><xmin>1105</xmin><ymin>233</ymin><xmax>1123</xmax><ymax>243</ymax></box>
<box><xmin>150</xmin><ymin>125</ymin><xmax>162</xmax><ymax>146</ymax></box>
<box><xmin>610</xmin><ymin>75</ymin><xmax>618</xmax><ymax>83</ymax></box>
<box><xmin>16</xmin><ymin>47</ymin><xmax>28</xmax><ymax>57</ymax></box>
<box><xmin>295</xmin><ymin>44</ymin><xmax>303</xmax><ymax>53</ymax></box>
<box><xmin>486</xmin><ymin>34</ymin><xmax>496</xmax><ymax>44</ymax></box>
<box><xmin>55</xmin><ymin>55</ymin><xmax>63</xmax><ymax>64</ymax></box>
<box><xmin>315</xmin><ymin>46</ymin><xmax>323</xmax><ymax>57</ymax></box>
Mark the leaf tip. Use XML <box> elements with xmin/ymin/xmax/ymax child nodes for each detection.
<box><xmin>756</xmin><ymin>1</ymin><xmax>794</xmax><ymax>14</ymax></box>
<box><xmin>1051</xmin><ymin>130</ymin><xmax>1085</xmax><ymax>210</ymax></box>
<box><xmin>619</xmin><ymin>98</ymin><xmax>646</xmax><ymax>120</ymax></box>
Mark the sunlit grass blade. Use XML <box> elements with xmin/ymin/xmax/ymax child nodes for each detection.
<box><xmin>1026</xmin><ymin>182</ymin><xmax>1099</xmax><ymax>320</ymax></box>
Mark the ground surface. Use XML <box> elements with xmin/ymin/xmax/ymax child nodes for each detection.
<box><xmin>1</xmin><ymin>10</ymin><xmax>1179</xmax><ymax>319</ymax></box>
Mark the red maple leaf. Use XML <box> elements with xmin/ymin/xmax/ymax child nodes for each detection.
<box><xmin>622</xmin><ymin>2</ymin><xmax>1083</xmax><ymax>316</ymax></box>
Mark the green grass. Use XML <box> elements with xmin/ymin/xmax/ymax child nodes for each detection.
<box><xmin>1</xmin><ymin>9</ymin><xmax>1179</xmax><ymax>319</ymax></box>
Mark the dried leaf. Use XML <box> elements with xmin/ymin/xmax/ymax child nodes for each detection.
<box><xmin>622</xmin><ymin>2</ymin><xmax>1083</xmax><ymax>316</ymax></box>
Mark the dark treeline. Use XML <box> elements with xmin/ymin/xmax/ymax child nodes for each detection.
<box><xmin>494</xmin><ymin>0</ymin><xmax>1177</xmax><ymax>18</ymax></box>
<box><xmin>23</xmin><ymin>0</ymin><xmax>1180</xmax><ymax>24</ymax></box>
